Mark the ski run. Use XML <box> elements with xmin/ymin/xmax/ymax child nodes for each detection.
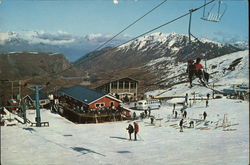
<box><xmin>1</xmin><ymin>50</ymin><xmax>249</xmax><ymax>165</ymax></box>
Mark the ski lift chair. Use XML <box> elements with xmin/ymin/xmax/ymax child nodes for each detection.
<box><xmin>201</xmin><ymin>0</ymin><xmax>227</xmax><ymax>22</ymax></box>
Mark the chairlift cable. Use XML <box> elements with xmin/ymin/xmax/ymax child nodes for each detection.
<box><xmin>94</xmin><ymin>0</ymin><xmax>169</xmax><ymax>51</ymax></box>
<box><xmin>115</xmin><ymin>0</ymin><xmax>215</xmax><ymax>48</ymax></box>
<box><xmin>43</xmin><ymin>0</ymin><xmax>216</xmax><ymax>78</ymax></box>
<box><xmin>48</xmin><ymin>0</ymin><xmax>169</xmax><ymax>77</ymax></box>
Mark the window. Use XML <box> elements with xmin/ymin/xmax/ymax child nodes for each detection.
<box><xmin>111</xmin><ymin>82</ymin><xmax>117</xmax><ymax>89</ymax></box>
<box><xmin>40</xmin><ymin>100</ymin><xmax>46</xmax><ymax>104</ymax></box>
<box><xmin>119</xmin><ymin>81</ymin><xmax>123</xmax><ymax>89</ymax></box>
<box><xmin>130</xmin><ymin>82</ymin><xmax>136</xmax><ymax>89</ymax></box>
<box><xmin>95</xmin><ymin>103</ymin><xmax>105</xmax><ymax>108</ymax></box>
<box><xmin>125</xmin><ymin>81</ymin><xmax>129</xmax><ymax>88</ymax></box>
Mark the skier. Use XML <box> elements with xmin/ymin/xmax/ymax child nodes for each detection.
<box><xmin>203</xmin><ymin>111</ymin><xmax>207</xmax><ymax>120</ymax></box>
<box><xmin>134</xmin><ymin>122</ymin><xmax>139</xmax><ymax>141</ymax></box>
<box><xmin>206</xmin><ymin>100</ymin><xmax>209</xmax><ymax>107</ymax></box>
<box><xmin>144</xmin><ymin>110</ymin><xmax>148</xmax><ymax>117</ymax></box>
<box><xmin>207</xmin><ymin>93</ymin><xmax>210</xmax><ymax>100</ymax></box>
<box><xmin>194</xmin><ymin>58</ymin><xmax>209</xmax><ymax>86</ymax></box>
<box><xmin>174</xmin><ymin>111</ymin><xmax>178</xmax><ymax>119</ymax></box>
<box><xmin>185</xmin><ymin>93</ymin><xmax>188</xmax><ymax>105</ymax></box>
<box><xmin>133</xmin><ymin>112</ymin><xmax>136</xmax><ymax>120</ymax></box>
<box><xmin>186</xmin><ymin>59</ymin><xmax>196</xmax><ymax>87</ymax></box>
<box><xmin>126</xmin><ymin>124</ymin><xmax>134</xmax><ymax>140</ymax></box>
<box><xmin>179</xmin><ymin>119</ymin><xmax>184</xmax><ymax>132</ymax></box>
<box><xmin>172</xmin><ymin>104</ymin><xmax>176</xmax><ymax>114</ymax></box>
<box><xmin>183</xmin><ymin>110</ymin><xmax>187</xmax><ymax>118</ymax></box>
<box><xmin>150</xmin><ymin>116</ymin><xmax>154</xmax><ymax>124</ymax></box>
<box><xmin>189</xmin><ymin>121</ymin><xmax>194</xmax><ymax>128</ymax></box>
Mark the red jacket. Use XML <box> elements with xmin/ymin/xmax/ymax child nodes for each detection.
<box><xmin>195</xmin><ymin>63</ymin><xmax>203</xmax><ymax>70</ymax></box>
<box><xmin>134</xmin><ymin>122</ymin><xmax>139</xmax><ymax>133</ymax></box>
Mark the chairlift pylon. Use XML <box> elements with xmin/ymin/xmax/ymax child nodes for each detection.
<box><xmin>201</xmin><ymin>0</ymin><xmax>227</xmax><ymax>22</ymax></box>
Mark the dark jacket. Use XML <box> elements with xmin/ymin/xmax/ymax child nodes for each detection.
<box><xmin>179</xmin><ymin>119</ymin><xmax>184</xmax><ymax>126</ymax></box>
<box><xmin>127</xmin><ymin>124</ymin><xmax>134</xmax><ymax>134</ymax></box>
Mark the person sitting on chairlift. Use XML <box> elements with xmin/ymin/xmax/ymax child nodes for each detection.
<box><xmin>194</xmin><ymin>58</ymin><xmax>209</xmax><ymax>86</ymax></box>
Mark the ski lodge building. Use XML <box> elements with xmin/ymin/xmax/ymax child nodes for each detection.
<box><xmin>57</xmin><ymin>85</ymin><xmax>131</xmax><ymax>123</ymax></box>
<box><xmin>95</xmin><ymin>77</ymin><xmax>139</xmax><ymax>101</ymax></box>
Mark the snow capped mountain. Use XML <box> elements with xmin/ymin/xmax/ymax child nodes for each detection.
<box><xmin>76</xmin><ymin>32</ymin><xmax>241</xmax><ymax>75</ymax></box>
<box><xmin>0</xmin><ymin>31</ymin><xmax>129</xmax><ymax>61</ymax></box>
<box><xmin>229</xmin><ymin>40</ymin><xmax>249</xmax><ymax>50</ymax></box>
<box><xmin>119</xmin><ymin>32</ymin><xmax>189</xmax><ymax>53</ymax></box>
<box><xmin>118</xmin><ymin>32</ymin><xmax>225</xmax><ymax>54</ymax></box>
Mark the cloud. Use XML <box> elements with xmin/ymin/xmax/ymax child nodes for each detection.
<box><xmin>0</xmin><ymin>30</ymin><xmax>132</xmax><ymax>61</ymax></box>
<box><xmin>0</xmin><ymin>32</ymin><xmax>12</xmax><ymax>45</ymax></box>
<box><xmin>213</xmin><ymin>31</ymin><xmax>242</xmax><ymax>43</ymax></box>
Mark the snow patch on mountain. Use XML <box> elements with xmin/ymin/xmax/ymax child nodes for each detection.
<box><xmin>145</xmin><ymin>50</ymin><xmax>249</xmax><ymax>87</ymax></box>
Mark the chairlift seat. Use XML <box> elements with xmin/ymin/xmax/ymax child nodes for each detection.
<box><xmin>201</xmin><ymin>13</ymin><xmax>222</xmax><ymax>22</ymax></box>
<box><xmin>201</xmin><ymin>0</ymin><xmax>227</xmax><ymax>23</ymax></box>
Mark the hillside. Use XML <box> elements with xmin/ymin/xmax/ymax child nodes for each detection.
<box><xmin>74</xmin><ymin>33</ymin><xmax>242</xmax><ymax>75</ymax></box>
<box><xmin>0</xmin><ymin>52</ymin><xmax>85</xmax><ymax>80</ymax></box>
<box><xmin>145</xmin><ymin>50</ymin><xmax>249</xmax><ymax>88</ymax></box>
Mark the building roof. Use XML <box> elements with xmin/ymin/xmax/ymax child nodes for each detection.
<box><xmin>58</xmin><ymin>85</ymin><xmax>108</xmax><ymax>105</ymax></box>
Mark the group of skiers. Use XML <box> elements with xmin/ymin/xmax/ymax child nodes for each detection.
<box><xmin>173</xmin><ymin>104</ymin><xmax>187</xmax><ymax>119</ymax></box>
<box><xmin>179</xmin><ymin>111</ymin><xmax>208</xmax><ymax>132</ymax></box>
<box><xmin>126</xmin><ymin>122</ymin><xmax>139</xmax><ymax>140</ymax></box>
<box><xmin>187</xmin><ymin>57</ymin><xmax>209</xmax><ymax>87</ymax></box>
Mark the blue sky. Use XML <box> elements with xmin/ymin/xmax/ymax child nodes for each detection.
<box><xmin>0</xmin><ymin>0</ymin><xmax>248</xmax><ymax>42</ymax></box>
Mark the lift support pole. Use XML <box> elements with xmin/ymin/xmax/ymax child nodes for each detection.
<box><xmin>27</xmin><ymin>85</ymin><xmax>46</xmax><ymax>127</ymax></box>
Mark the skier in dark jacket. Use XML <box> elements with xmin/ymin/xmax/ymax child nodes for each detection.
<box><xmin>179</xmin><ymin>119</ymin><xmax>184</xmax><ymax>132</ymax></box>
<box><xmin>203</xmin><ymin>111</ymin><xmax>207</xmax><ymax>120</ymax></box>
<box><xmin>187</xmin><ymin>59</ymin><xmax>196</xmax><ymax>87</ymax></box>
<box><xmin>172</xmin><ymin>104</ymin><xmax>176</xmax><ymax>114</ymax></box>
<box><xmin>126</xmin><ymin>124</ymin><xmax>134</xmax><ymax>140</ymax></box>
<box><xmin>189</xmin><ymin>121</ymin><xmax>194</xmax><ymax>128</ymax></box>
<box><xmin>133</xmin><ymin>112</ymin><xmax>136</xmax><ymax>120</ymax></box>
<box><xmin>183</xmin><ymin>110</ymin><xmax>187</xmax><ymax>118</ymax></box>
<box><xmin>174</xmin><ymin>111</ymin><xmax>178</xmax><ymax>119</ymax></box>
<box><xmin>207</xmin><ymin>93</ymin><xmax>210</xmax><ymax>100</ymax></box>
<box><xmin>134</xmin><ymin>122</ymin><xmax>139</xmax><ymax>141</ymax></box>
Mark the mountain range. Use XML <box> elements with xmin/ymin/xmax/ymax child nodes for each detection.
<box><xmin>0</xmin><ymin>32</ymin><xmax>248</xmax><ymax>94</ymax></box>
<box><xmin>0</xmin><ymin>31</ymin><xmax>130</xmax><ymax>61</ymax></box>
<box><xmin>74</xmin><ymin>33</ymin><xmax>240</xmax><ymax>73</ymax></box>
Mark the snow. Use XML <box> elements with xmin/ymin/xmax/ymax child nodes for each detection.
<box><xmin>1</xmin><ymin>95</ymin><xmax>249</xmax><ymax>165</ymax></box>
<box><xmin>1</xmin><ymin>47</ymin><xmax>249</xmax><ymax>165</ymax></box>
<box><xmin>199</xmin><ymin>38</ymin><xmax>223</xmax><ymax>47</ymax></box>
<box><xmin>146</xmin><ymin>50</ymin><xmax>249</xmax><ymax>87</ymax></box>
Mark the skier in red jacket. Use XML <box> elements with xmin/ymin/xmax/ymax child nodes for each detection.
<box><xmin>134</xmin><ymin>122</ymin><xmax>139</xmax><ymax>141</ymax></box>
<box><xmin>194</xmin><ymin>58</ymin><xmax>209</xmax><ymax>86</ymax></box>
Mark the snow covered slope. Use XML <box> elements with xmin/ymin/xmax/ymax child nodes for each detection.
<box><xmin>1</xmin><ymin>97</ymin><xmax>249</xmax><ymax>165</ymax></box>
<box><xmin>145</xmin><ymin>50</ymin><xmax>249</xmax><ymax>88</ymax></box>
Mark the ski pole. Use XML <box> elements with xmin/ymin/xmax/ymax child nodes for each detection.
<box><xmin>137</xmin><ymin>133</ymin><xmax>144</xmax><ymax>141</ymax></box>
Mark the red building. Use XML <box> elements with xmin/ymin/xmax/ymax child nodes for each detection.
<box><xmin>57</xmin><ymin>85</ymin><xmax>130</xmax><ymax>123</ymax></box>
